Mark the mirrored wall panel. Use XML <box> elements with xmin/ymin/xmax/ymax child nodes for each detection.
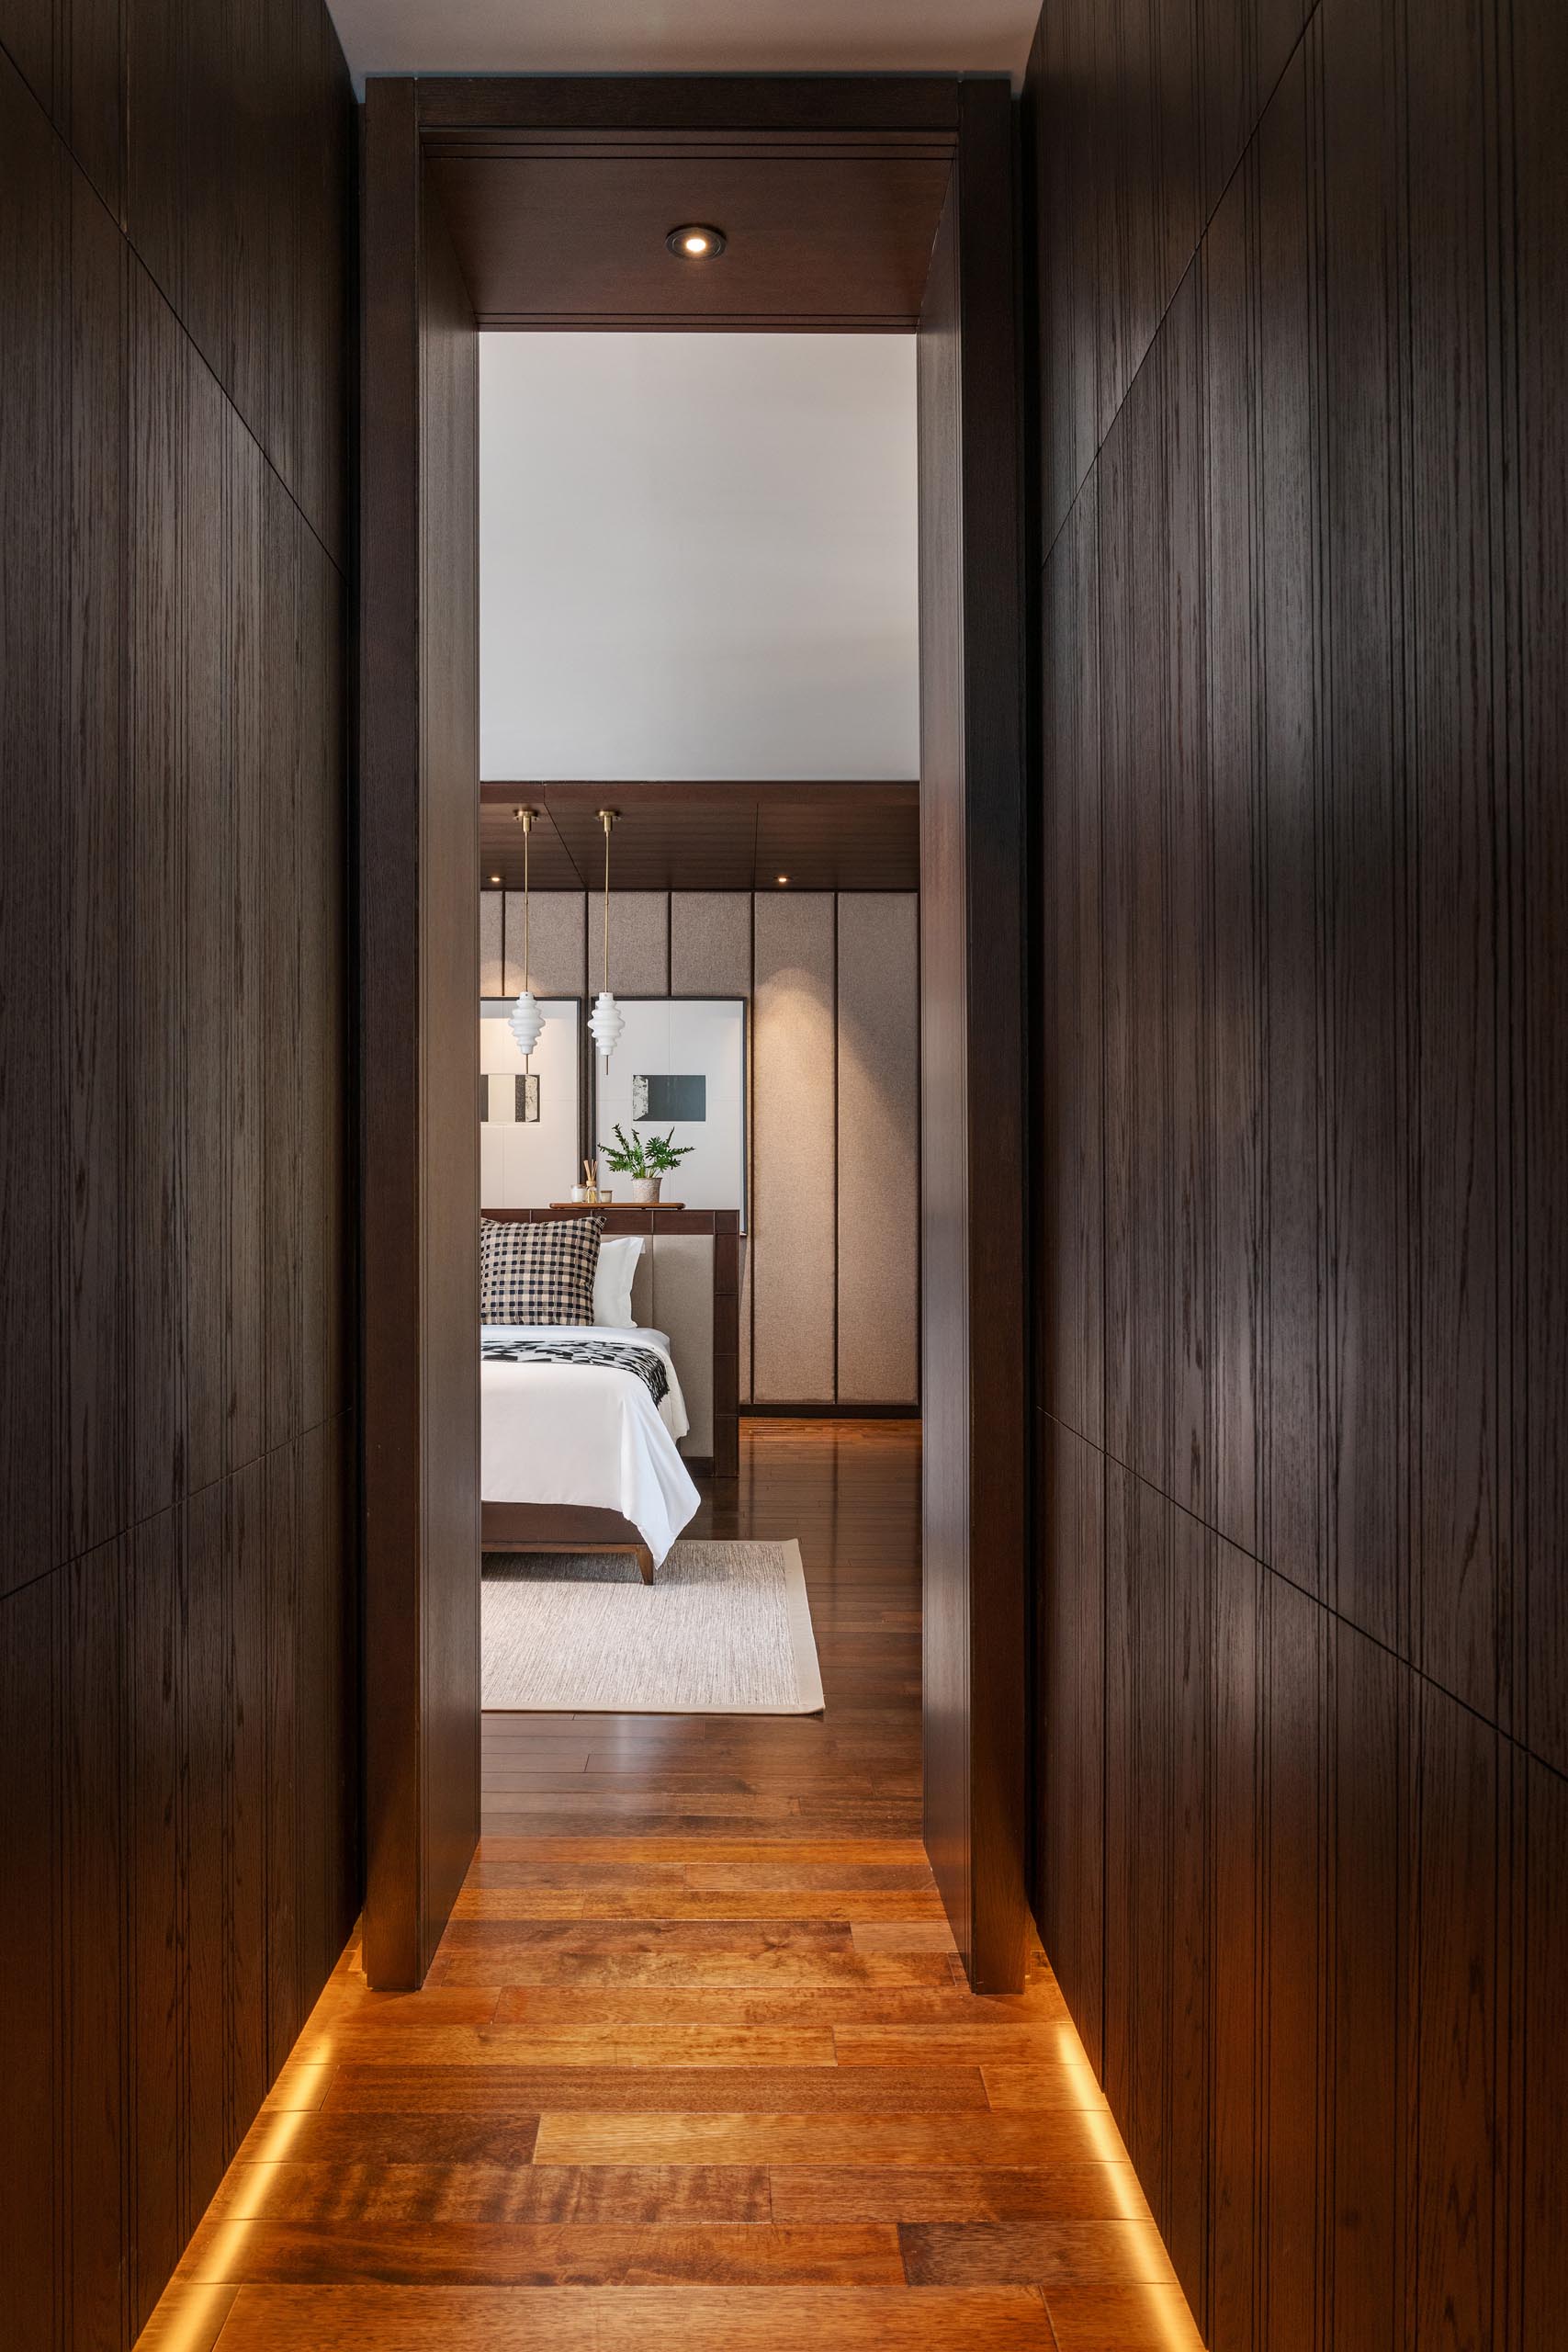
<box><xmin>480</xmin><ymin>997</ymin><xmax>582</xmax><ymax>1206</ymax></box>
<box><xmin>593</xmin><ymin>998</ymin><xmax>747</xmax><ymax>1219</ymax></box>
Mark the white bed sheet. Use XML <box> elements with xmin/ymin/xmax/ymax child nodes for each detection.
<box><xmin>480</xmin><ymin>1323</ymin><xmax>700</xmax><ymax>1567</ymax></box>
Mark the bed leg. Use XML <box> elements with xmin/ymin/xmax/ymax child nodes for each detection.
<box><xmin>635</xmin><ymin>1546</ymin><xmax>655</xmax><ymax>1586</ymax></box>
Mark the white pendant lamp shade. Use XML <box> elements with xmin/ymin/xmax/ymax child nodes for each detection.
<box><xmin>508</xmin><ymin>988</ymin><xmax>544</xmax><ymax>1057</ymax></box>
<box><xmin>589</xmin><ymin>989</ymin><xmax>623</xmax><ymax>1057</ymax></box>
<box><xmin>592</xmin><ymin>808</ymin><xmax>621</xmax><ymax>1062</ymax></box>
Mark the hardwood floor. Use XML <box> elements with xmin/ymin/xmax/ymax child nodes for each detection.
<box><xmin>136</xmin><ymin>1421</ymin><xmax>1201</xmax><ymax>2352</ymax></box>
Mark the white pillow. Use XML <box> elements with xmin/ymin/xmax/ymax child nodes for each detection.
<box><xmin>592</xmin><ymin>1235</ymin><xmax>643</xmax><ymax>1329</ymax></box>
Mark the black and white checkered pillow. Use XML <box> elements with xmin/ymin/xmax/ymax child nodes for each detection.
<box><xmin>480</xmin><ymin>1216</ymin><xmax>604</xmax><ymax>1328</ymax></box>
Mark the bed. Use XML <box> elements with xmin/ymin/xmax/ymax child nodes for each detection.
<box><xmin>481</xmin><ymin>1322</ymin><xmax>700</xmax><ymax>1577</ymax></box>
<box><xmin>479</xmin><ymin>1207</ymin><xmax>739</xmax><ymax>1578</ymax></box>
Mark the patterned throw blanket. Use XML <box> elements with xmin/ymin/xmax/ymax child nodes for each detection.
<box><xmin>480</xmin><ymin>1332</ymin><xmax>670</xmax><ymax>1411</ymax></box>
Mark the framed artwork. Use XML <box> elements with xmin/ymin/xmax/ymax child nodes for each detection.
<box><xmin>479</xmin><ymin>997</ymin><xmax>582</xmax><ymax>1207</ymax></box>
<box><xmin>592</xmin><ymin>998</ymin><xmax>747</xmax><ymax>1226</ymax></box>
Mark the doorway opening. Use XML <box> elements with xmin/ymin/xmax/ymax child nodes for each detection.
<box><xmin>360</xmin><ymin>74</ymin><xmax>1027</xmax><ymax>1995</ymax></box>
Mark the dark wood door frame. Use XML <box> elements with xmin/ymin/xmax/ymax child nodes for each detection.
<box><xmin>359</xmin><ymin>72</ymin><xmax>1029</xmax><ymax>1992</ymax></box>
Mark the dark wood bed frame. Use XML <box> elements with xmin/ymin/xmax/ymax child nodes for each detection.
<box><xmin>480</xmin><ymin>1206</ymin><xmax>740</xmax><ymax>1577</ymax></box>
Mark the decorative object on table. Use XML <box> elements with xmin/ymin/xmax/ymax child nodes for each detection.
<box><xmin>599</xmin><ymin>1121</ymin><xmax>694</xmax><ymax>1206</ymax></box>
<box><xmin>586</xmin><ymin>808</ymin><xmax>625</xmax><ymax>1064</ymax></box>
<box><xmin>569</xmin><ymin>1182</ymin><xmax>587</xmax><ymax>1203</ymax></box>
<box><xmin>578</xmin><ymin>1157</ymin><xmax>613</xmax><ymax>1206</ymax></box>
<box><xmin>505</xmin><ymin>808</ymin><xmax>545</xmax><ymax>1059</ymax></box>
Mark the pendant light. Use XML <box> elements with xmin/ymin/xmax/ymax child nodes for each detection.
<box><xmin>507</xmin><ymin>808</ymin><xmax>545</xmax><ymax>1060</ymax></box>
<box><xmin>587</xmin><ymin>808</ymin><xmax>624</xmax><ymax>1064</ymax></box>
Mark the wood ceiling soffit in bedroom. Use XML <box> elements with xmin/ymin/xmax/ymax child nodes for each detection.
<box><xmin>423</xmin><ymin>130</ymin><xmax>956</xmax><ymax>330</ymax></box>
<box><xmin>479</xmin><ymin>781</ymin><xmax>919</xmax><ymax>891</ymax></box>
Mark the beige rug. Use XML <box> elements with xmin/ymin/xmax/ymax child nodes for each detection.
<box><xmin>480</xmin><ymin>1537</ymin><xmax>824</xmax><ymax>1715</ymax></box>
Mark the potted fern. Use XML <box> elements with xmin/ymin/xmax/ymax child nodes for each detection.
<box><xmin>599</xmin><ymin>1123</ymin><xmax>695</xmax><ymax>1205</ymax></box>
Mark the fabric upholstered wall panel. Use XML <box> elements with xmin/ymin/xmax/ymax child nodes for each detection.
<box><xmin>588</xmin><ymin>888</ymin><xmax>670</xmax><ymax>996</ymax></box>
<box><xmin>671</xmin><ymin>891</ymin><xmax>754</xmax><ymax>995</ymax></box>
<box><xmin>751</xmin><ymin>892</ymin><xmax>837</xmax><ymax>1401</ymax></box>
<box><xmin>649</xmin><ymin>1236</ymin><xmax>715</xmax><ymax>1457</ymax></box>
<box><xmin>836</xmin><ymin>894</ymin><xmax>919</xmax><ymax>1402</ymax></box>
<box><xmin>508</xmin><ymin>888</ymin><xmax>584</xmax><ymax>997</ymax></box>
<box><xmin>629</xmin><ymin>1244</ymin><xmax>655</xmax><ymax>1330</ymax></box>
<box><xmin>479</xmin><ymin>888</ymin><xmax>503</xmax><ymax>994</ymax></box>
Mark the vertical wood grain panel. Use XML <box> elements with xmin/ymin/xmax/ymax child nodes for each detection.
<box><xmin>1027</xmin><ymin>0</ymin><xmax>1565</xmax><ymax>2339</ymax></box>
<box><xmin>263</xmin><ymin>466</ymin><xmax>302</xmax><ymax>1457</ymax></box>
<box><xmin>65</xmin><ymin>170</ymin><xmax>130</xmax><ymax>1561</ymax></box>
<box><xmin>130</xmin><ymin>1501</ymin><xmax>185</xmax><ymax>2328</ymax></box>
<box><xmin>62</xmin><ymin>1537</ymin><xmax>130</xmax><ymax>2352</ymax></box>
<box><xmin>184</xmin><ymin>1478</ymin><xmax>230</xmax><ymax>2225</ymax></box>
<box><xmin>751</xmin><ymin>891</ymin><xmax>837</xmax><ymax>1402</ymax></box>
<box><xmin>1263</xmin><ymin>1568</ymin><xmax>1324</xmax><ymax>2352</ymax></box>
<box><xmin>1038</xmin><ymin>477</ymin><xmax>1102</xmax><ymax>1449</ymax></box>
<box><xmin>1412</xmin><ymin>1682</ymin><xmax>1508</xmax><ymax>2351</ymax></box>
<box><xmin>1330</xmin><ymin>1614</ymin><xmax>1407</xmax><ymax>2349</ymax></box>
<box><xmin>0</xmin><ymin>54</ymin><xmax>67</xmax><ymax>1591</ymax></box>
<box><xmin>227</xmin><ymin>410</ymin><xmax>266</xmax><ymax>1476</ymax></box>
<box><xmin>184</xmin><ymin>342</ymin><xmax>231</xmax><ymax>1498</ymax></box>
<box><xmin>416</xmin><ymin>175</ymin><xmax>481</xmax><ymax>1984</ymax></box>
<box><xmin>919</xmin><ymin>84</ymin><xmax>1029</xmax><ymax>1995</ymax></box>
<box><xmin>0</xmin><ymin>1575</ymin><xmax>60</xmax><ymax>2347</ymax></box>
<box><xmin>1037</xmin><ymin>1414</ymin><xmax>1104</xmax><ymax>2075</ymax></box>
<box><xmin>1515</xmin><ymin>0</ymin><xmax>1568</xmax><ymax>1781</ymax></box>
<box><xmin>1404</xmin><ymin>0</ymin><xmax>1506</xmax><ymax>1730</ymax></box>
<box><xmin>360</xmin><ymin>78</ymin><xmax>479</xmax><ymax>1989</ymax></box>
<box><xmin>129</xmin><ymin>265</ymin><xmax>188</xmax><ymax>1526</ymax></box>
<box><xmin>836</xmin><ymin>894</ymin><xmax>919</xmax><ymax>1405</ymax></box>
<box><xmin>0</xmin><ymin>6</ymin><xmax>355</xmax><ymax>2338</ymax></box>
<box><xmin>1257</xmin><ymin>42</ymin><xmax>1324</xmax><ymax>1605</ymax></box>
<box><xmin>1209</xmin><ymin>1531</ymin><xmax>1262</xmax><ymax>2351</ymax></box>
<box><xmin>1203</xmin><ymin>150</ymin><xmax>1264</xmax><ymax>1560</ymax></box>
<box><xmin>1317</xmin><ymin>0</ymin><xmax>1410</xmax><ymax>1659</ymax></box>
<box><xmin>228</xmin><ymin>1453</ymin><xmax>268</xmax><ymax>2152</ymax></box>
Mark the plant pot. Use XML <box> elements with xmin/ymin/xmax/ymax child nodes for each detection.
<box><xmin>630</xmin><ymin>1176</ymin><xmax>662</xmax><ymax>1204</ymax></box>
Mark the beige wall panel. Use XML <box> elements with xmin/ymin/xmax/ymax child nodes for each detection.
<box><xmin>649</xmin><ymin>1235</ymin><xmax>714</xmax><ymax>1457</ymax></box>
<box><xmin>837</xmin><ymin>894</ymin><xmax>919</xmax><ymax>1403</ymax></box>
<box><xmin>671</xmin><ymin>891</ymin><xmax>752</xmax><ymax>996</ymax></box>
<box><xmin>509</xmin><ymin>889</ymin><xmax>585</xmax><ymax>997</ymax></box>
<box><xmin>629</xmin><ymin>1241</ymin><xmax>655</xmax><ymax>1331</ymax></box>
<box><xmin>480</xmin><ymin>890</ymin><xmax>504</xmax><ymax>995</ymax></box>
<box><xmin>589</xmin><ymin>890</ymin><xmax>670</xmax><ymax>996</ymax></box>
<box><xmin>751</xmin><ymin>893</ymin><xmax>837</xmax><ymax>1401</ymax></box>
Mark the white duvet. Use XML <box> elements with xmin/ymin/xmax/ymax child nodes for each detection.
<box><xmin>479</xmin><ymin>1323</ymin><xmax>700</xmax><ymax>1568</ymax></box>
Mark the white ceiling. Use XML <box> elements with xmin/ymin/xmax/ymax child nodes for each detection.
<box><xmin>329</xmin><ymin>0</ymin><xmax>1036</xmax><ymax>90</ymax></box>
<box><xmin>480</xmin><ymin>334</ymin><xmax>919</xmax><ymax>782</ymax></box>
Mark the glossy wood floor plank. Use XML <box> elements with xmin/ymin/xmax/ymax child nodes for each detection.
<box><xmin>134</xmin><ymin>1425</ymin><xmax>1198</xmax><ymax>2352</ymax></box>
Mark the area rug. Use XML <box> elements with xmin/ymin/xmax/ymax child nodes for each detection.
<box><xmin>480</xmin><ymin>1538</ymin><xmax>824</xmax><ymax>1715</ymax></box>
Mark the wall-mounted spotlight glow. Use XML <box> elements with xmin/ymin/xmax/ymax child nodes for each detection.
<box><xmin>667</xmin><ymin>224</ymin><xmax>727</xmax><ymax>259</ymax></box>
<box><xmin>776</xmin><ymin>875</ymin><xmax>790</xmax><ymax>886</ymax></box>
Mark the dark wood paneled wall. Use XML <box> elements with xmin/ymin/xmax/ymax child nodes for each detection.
<box><xmin>361</xmin><ymin>81</ymin><xmax>481</xmax><ymax>1990</ymax></box>
<box><xmin>1025</xmin><ymin>0</ymin><xmax>1566</xmax><ymax>2340</ymax></box>
<box><xmin>918</xmin><ymin>81</ymin><xmax>1031</xmax><ymax>1996</ymax></box>
<box><xmin>0</xmin><ymin>4</ymin><xmax>355</xmax><ymax>2342</ymax></box>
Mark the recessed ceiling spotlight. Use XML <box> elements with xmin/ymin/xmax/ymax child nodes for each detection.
<box><xmin>668</xmin><ymin>224</ymin><xmax>727</xmax><ymax>260</ymax></box>
<box><xmin>490</xmin><ymin>873</ymin><xmax>502</xmax><ymax>884</ymax></box>
<box><xmin>776</xmin><ymin>874</ymin><xmax>790</xmax><ymax>886</ymax></box>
